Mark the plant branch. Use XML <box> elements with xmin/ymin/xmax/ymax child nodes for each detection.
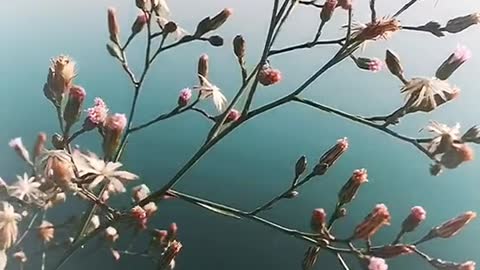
<box><xmin>394</xmin><ymin>0</ymin><xmax>419</xmax><ymax>18</ymax></box>
<box><xmin>269</xmin><ymin>38</ymin><xmax>345</xmax><ymax>56</ymax></box>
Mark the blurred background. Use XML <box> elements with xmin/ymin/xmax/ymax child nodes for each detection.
<box><xmin>1</xmin><ymin>0</ymin><xmax>480</xmax><ymax>269</ymax></box>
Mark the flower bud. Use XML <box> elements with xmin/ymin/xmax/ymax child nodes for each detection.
<box><xmin>320</xmin><ymin>0</ymin><xmax>338</xmax><ymax>23</ymax></box>
<box><xmin>163</xmin><ymin>21</ymin><xmax>178</xmax><ymax>34</ymax></box>
<box><xmin>13</xmin><ymin>251</ymin><xmax>27</xmax><ymax>263</ymax></box>
<box><xmin>367</xmin><ymin>257</ymin><xmax>389</xmax><ymax>270</ymax></box>
<box><xmin>428</xmin><ymin>258</ymin><xmax>476</xmax><ymax>270</ymax></box>
<box><xmin>440</xmin><ymin>144</ymin><xmax>474</xmax><ymax>169</ymax></box>
<box><xmin>194</xmin><ymin>8</ymin><xmax>233</xmax><ymax>37</ymax></box>
<box><xmin>436</xmin><ymin>45</ymin><xmax>472</xmax><ymax>80</ymax></box>
<box><xmin>338</xmin><ymin>169</ymin><xmax>368</xmax><ymax>205</ymax></box>
<box><xmin>34</xmin><ymin>132</ymin><xmax>47</xmax><ymax>159</ymax></box>
<box><xmin>445</xmin><ymin>13</ymin><xmax>480</xmax><ymax>34</ymax></box>
<box><xmin>336</xmin><ymin>0</ymin><xmax>352</xmax><ymax>10</ymax></box>
<box><xmin>9</xmin><ymin>137</ymin><xmax>31</xmax><ymax>164</ymax></box>
<box><xmin>107</xmin><ymin>8</ymin><xmax>120</xmax><ymax>44</ymax></box>
<box><xmin>131</xmin><ymin>13</ymin><xmax>149</xmax><ymax>36</ymax></box>
<box><xmin>226</xmin><ymin>109</ymin><xmax>240</xmax><ymax>123</ymax></box>
<box><xmin>136</xmin><ymin>0</ymin><xmax>147</xmax><ymax>9</ymax></box>
<box><xmin>310</xmin><ymin>208</ymin><xmax>327</xmax><ymax>233</ymax></box>
<box><xmin>233</xmin><ymin>35</ymin><xmax>246</xmax><ymax>60</ymax></box>
<box><xmin>313</xmin><ymin>138</ymin><xmax>348</xmax><ymax>176</ymax></box>
<box><xmin>436</xmin><ymin>211</ymin><xmax>476</xmax><ymax>239</ymax></box>
<box><xmin>132</xmin><ymin>184</ymin><xmax>151</xmax><ymax>202</ymax></box>
<box><xmin>51</xmin><ymin>134</ymin><xmax>64</xmax><ymax>149</ymax></box>
<box><xmin>106</xmin><ymin>43</ymin><xmax>123</xmax><ymax>61</ymax></box>
<box><xmin>102</xmin><ymin>113</ymin><xmax>127</xmax><ymax>160</ymax></box>
<box><xmin>401</xmin><ymin>206</ymin><xmax>427</xmax><ymax>233</ymax></box>
<box><xmin>144</xmin><ymin>202</ymin><xmax>158</xmax><ymax>217</ymax></box>
<box><xmin>462</xmin><ymin>126</ymin><xmax>480</xmax><ymax>144</ymax></box>
<box><xmin>385</xmin><ymin>49</ymin><xmax>406</xmax><ymax>82</ymax></box>
<box><xmin>370</xmin><ymin>244</ymin><xmax>413</xmax><ymax>259</ymax></box>
<box><xmin>46</xmin><ymin>56</ymin><xmax>77</xmax><ymax>105</ymax></box>
<box><xmin>38</xmin><ymin>221</ymin><xmax>54</xmax><ymax>242</ymax></box>
<box><xmin>197</xmin><ymin>54</ymin><xmax>209</xmax><ymax>83</ymax></box>
<box><xmin>258</xmin><ymin>65</ymin><xmax>282</xmax><ymax>86</ymax></box>
<box><xmin>84</xmin><ymin>98</ymin><xmax>109</xmax><ymax>130</ymax></box>
<box><xmin>302</xmin><ymin>247</ymin><xmax>320</xmax><ymax>270</ymax></box>
<box><xmin>63</xmin><ymin>86</ymin><xmax>86</xmax><ymax>128</ymax></box>
<box><xmin>295</xmin><ymin>155</ymin><xmax>307</xmax><ymax>179</ymax></box>
<box><xmin>105</xmin><ymin>226</ymin><xmax>119</xmax><ymax>243</ymax></box>
<box><xmin>208</xmin><ymin>35</ymin><xmax>224</xmax><ymax>47</ymax></box>
<box><xmin>355</xmin><ymin>57</ymin><xmax>383</xmax><ymax>72</ymax></box>
<box><xmin>177</xmin><ymin>88</ymin><xmax>192</xmax><ymax>107</ymax></box>
<box><xmin>353</xmin><ymin>204</ymin><xmax>391</xmax><ymax>240</ymax></box>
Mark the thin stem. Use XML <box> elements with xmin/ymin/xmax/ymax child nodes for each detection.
<box><xmin>56</xmin><ymin>106</ymin><xmax>64</xmax><ymax>133</ymax></box>
<box><xmin>335</xmin><ymin>252</ymin><xmax>351</xmax><ymax>270</ymax></box>
<box><xmin>392</xmin><ymin>230</ymin><xmax>405</xmax><ymax>245</ymax></box>
<box><xmin>393</xmin><ymin>0</ymin><xmax>419</xmax><ymax>18</ymax></box>
<box><xmin>269</xmin><ymin>38</ymin><xmax>345</xmax><ymax>56</ymax></box>
<box><xmin>13</xmin><ymin>211</ymin><xmax>39</xmax><ymax>248</ymax></box>
<box><xmin>66</xmin><ymin>128</ymin><xmax>86</xmax><ymax>144</ymax></box>
<box><xmin>369</xmin><ymin>0</ymin><xmax>377</xmax><ymax>22</ymax></box>
<box><xmin>128</xmin><ymin>107</ymin><xmax>181</xmax><ymax>133</ymax></box>
<box><xmin>299</xmin><ymin>0</ymin><xmax>323</xmax><ymax>8</ymax></box>
<box><xmin>191</xmin><ymin>107</ymin><xmax>216</xmax><ymax>121</ymax></box>
<box><xmin>121</xmin><ymin>33</ymin><xmax>135</xmax><ymax>51</ymax></box>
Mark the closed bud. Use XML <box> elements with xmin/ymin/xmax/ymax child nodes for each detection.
<box><xmin>107</xmin><ymin>8</ymin><xmax>120</xmax><ymax>44</ymax></box>
<box><xmin>385</xmin><ymin>49</ymin><xmax>406</xmax><ymax>82</ymax></box>
<box><xmin>163</xmin><ymin>21</ymin><xmax>178</xmax><ymax>34</ymax></box>
<box><xmin>63</xmin><ymin>86</ymin><xmax>86</xmax><ymax>128</ymax></box>
<box><xmin>106</xmin><ymin>43</ymin><xmax>123</xmax><ymax>61</ymax></box>
<box><xmin>177</xmin><ymin>88</ymin><xmax>192</xmax><ymax>107</ymax></box>
<box><xmin>428</xmin><ymin>258</ymin><xmax>476</xmax><ymax>270</ymax></box>
<box><xmin>34</xmin><ymin>132</ymin><xmax>47</xmax><ymax>158</ymax></box>
<box><xmin>8</xmin><ymin>138</ymin><xmax>31</xmax><ymax>164</ymax></box>
<box><xmin>233</xmin><ymin>35</ymin><xmax>246</xmax><ymax>59</ymax></box>
<box><xmin>136</xmin><ymin>0</ymin><xmax>147</xmax><ymax>9</ymax></box>
<box><xmin>436</xmin><ymin>45</ymin><xmax>472</xmax><ymax>80</ymax></box>
<box><xmin>226</xmin><ymin>109</ymin><xmax>240</xmax><ymax>123</ymax></box>
<box><xmin>418</xmin><ymin>211</ymin><xmax>476</xmax><ymax>244</ymax></box>
<box><xmin>46</xmin><ymin>55</ymin><xmax>77</xmax><ymax>105</ymax></box>
<box><xmin>105</xmin><ymin>226</ymin><xmax>119</xmax><ymax>243</ymax></box>
<box><xmin>370</xmin><ymin>244</ymin><xmax>413</xmax><ymax>259</ymax></box>
<box><xmin>102</xmin><ymin>113</ymin><xmax>127</xmax><ymax>160</ymax></box>
<box><xmin>51</xmin><ymin>134</ymin><xmax>64</xmax><ymax>149</ymax></box>
<box><xmin>461</xmin><ymin>126</ymin><xmax>480</xmax><ymax>144</ymax></box>
<box><xmin>258</xmin><ymin>64</ymin><xmax>282</xmax><ymax>86</ymax></box>
<box><xmin>284</xmin><ymin>190</ymin><xmax>299</xmax><ymax>199</ymax></box>
<box><xmin>320</xmin><ymin>0</ymin><xmax>338</xmax><ymax>23</ymax></box>
<box><xmin>310</xmin><ymin>208</ymin><xmax>327</xmax><ymax>233</ymax></box>
<box><xmin>313</xmin><ymin>138</ymin><xmax>348</xmax><ymax>176</ymax></box>
<box><xmin>355</xmin><ymin>57</ymin><xmax>383</xmax><ymax>72</ymax></box>
<box><xmin>194</xmin><ymin>8</ymin><xmax>233</xmax><ymax>37</ymax></box>
<box><xmin>197</xmin><ymin>54</ymin><xmax>209</xmax><ymax>83</ymax></box>
<box><xmin>353</xmin><ymin>204</ymin><xmax>391</xmax><ymax>240</ymax></box>
<box><xmin>208</xmin><ymin>35</ymin><xmax>224</xmax><ymax>47</ymax></box>
<box><xmin>338</xmin><ymin>169</ymin><xmax>368</xmax><ymax>205</ymax></box>
<box><xmin>295</xmin><ymin>155</ymin><xmax>307</xmax><ymax>179</ymax></box>
<box><xmin>131</xmin><ymin>13</ymin><xmax>149</xmax><ymax>36</ymax></box>
<box><xmin>445</xmin><ymin>13</ymin><xmax>480</xmax><ymax>34</ymax></box>
<box><xmin>401</xmin><ymin>206</ymin><xmax>427</xmax><ymax>233</ymax></box>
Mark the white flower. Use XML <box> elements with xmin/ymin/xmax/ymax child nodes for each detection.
<box><xmin>425</xmin><ymin>121</ymin><xmax>461</xmax><ymax>153</ymax></box>
<box><xmin>401</xmin><ymin>77</ymin><xmax>457</xmax><ymax>109</ymax></box>
<box><xmin>8</xmin><ymin>137</ymin><xmax>31</xmax><ymax>163</ymax></box>
<box><xmin>0</xmin><ymin>202</ymin><xmax>21</xmax><ymax>249</ymax></box>
<box><xmin>8</xmin><ymin>173</ymin><xmax>45</xmax><ymax>204</ymax></box>
<box><xmin>73</xmin><ymin>150</ymin><xmax>138</xmax><ymax>193</ymax></box>
<box><xmin>195</xmin><ymin>74</ymin><xmax>228</xmax><ymax>112</ymax></box>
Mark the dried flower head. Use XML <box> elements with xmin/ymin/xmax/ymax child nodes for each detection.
<box><xmin>0</xmin><ymin>202</ymin><xmax>21</xmax><ymax>249</ymax></box>
<box><xmin>401</xmin><ymin>77</ymin><xmax>458</xmax><ymax>112</ymax></box>
<box><xmin>195</xmin><ymin>75</ymin><xmax>227</xmax><ymax>112</ymax></box>
<box><xmin>353</xmin><ymin>17</ymin><xmax>401</xmax><ymax>42</ymax></box>
<box><xmin>38</xmin><ymin>220</ymin><xmax>54</xmax><ymax>242</ymax></box>
<box><xmin>425</xmin><ymin>121</ymin><xmax>461</xmax><ymax>155</ymax></box>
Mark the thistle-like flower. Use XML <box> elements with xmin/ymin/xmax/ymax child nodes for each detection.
<box><xmin>73</xmin><ymin>150</ymin><xmax>138</xmax><ymax>193</ymax></box>
<box><xmin>177</xmin><ymin>88</ymin><xmax>192</xmax><ymax>108</ymax></box>
<box><xmin>8</xmin><ymin>173</ymin><xmax>45</xmax><ymax>204</ymax></box>
<box><xmin>84</xmin><ymin>97</ymin><xmax>109</xmax><ymax>130</ymax></box>
<box><xmin>195</xmin><ymin>74</ymin><xmax>227</xmax><ymax>112</ymax></box>
<box><xmin>401</xmin><ymin>77</ymin><xmax>458</xmax><ymax>112</ymax></box>
<box><xmin>0</xmin><ymin>202</ymin><xmax>21</xmax><ymax>249</ymax></box>
<box><xmin>352</xmin><ymin>17</ymin><xmax>401</xmax><ymax>42</ymax></box>
<box><xmin>436</xmin><ymin>45</ymin><xmax>472</xmax><ymax>80</ymax></box>
<box><xmin>425</xmin><ymin>121</ymin><xmax>461</xmax><ymax>155</ymax></box>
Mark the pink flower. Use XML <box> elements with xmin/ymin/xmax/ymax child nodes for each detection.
<box><xmin>402</xmin><ymin>205</ymin><xmax>427</xmax><ymax>232</ymax></box>
<box><xmin>354</xmin><ymin>204</ymin><xmax>391</xmax><ymax>240</ymax></box>
<box><xmin>178</xmin><ymin>88</ymin><xmax>192</xmax><ymax>107</ymax></box>
<box><xmin>131</xmin><ymin>13</ymin><xmax>149</xmax><ymax>35</ymax></box>
<box><xmin>435</xmin><ymin>211</ymin><xmax>477</xmax><ymax>238</ymax></box>
<box><xmin>452</xmin><ymin>45</ymin><xmax>472</xmax><ymax>64</ymax></box>
<box><xmin>368</xmin><ymin>58</ymin><xmax>383</xmax><ymax>72</ymax></box>
<box><xmin>226</xmin><ymin>109</ymin><xmax>240</xmax><ymax>122</ymax></box>
<box><xmin>258</xmin><ymin>67</ymin><xmax>282</xmax><ymax>86</ymax></box>
<box><xmin>352</xmin><ymin>168</ymin><xmax>368</xmax><ymax>183</ymax></box>
<box><xmin>368</xmin><ymin>257</ymin><xmax>388</xmax><ymax>270</ymax></box>
<box><xmin>313</xmin><ymin>137</ymin><xmax>348</xmax><ymax>175</ymax></box>
<box><xmin>411</xmin><ymin>206</ymin><xmax>427</xmax><ymax>221</ymax></box>
<box><xmin>321</xmin><ymin>0</ymin><xmax>338</xmax><ymax>22</ymax></box>
<box><xmin>131</xmin><ymin>206</ymin><xmax>148</xmax><ymax>229</ymax></box>
<box><xmin>105</xmin><ymin>113</ymin><xmax>127</xmax><ymax>132</ymax></box>
<box><xmin>86</xmin><ymin>98</ymin><xmax>109</xmax><ymax>126</ymax></box>
<box><xmin>338</xmin><ymin>168</ymin><xmax>368</xmax><ymax>205</ymax></box>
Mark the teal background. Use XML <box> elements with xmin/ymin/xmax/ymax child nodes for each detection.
<box><xmin>1</xmin><ymin>0</ymin><xmax>480</xmax><ymax>269</ymax></box>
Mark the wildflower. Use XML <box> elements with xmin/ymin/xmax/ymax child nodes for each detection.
<box><xmin>131</xmin><ymin>13</ymin><xmax>149</xmax><ymax>36</ymax></box>
<box><xmin>402</xmin><ymin>206</ymin><xmax>427</xmax><ymax>233</ymax></box>
<box><xmin>226</xmin><ymin>109</ymin><xmax>240</xmax><ymax>122</ymax></box>
<box><xmin>38</xmin><ymin>220</ymin><xmax>54</xmax><ymax>242</ymax></box>
<box><xmin>338</xmin><ymin>169</ymin><xmax>368</xmax><ymax>205</ymax></box>
<box><xmin>8</xmin><ymin>173</ymin><xmax>45</xmax><ymax>204</ymax></box>
<box><xmin>425</xmin><ymin>121</ymin><xmax>461</xmax><ymax>155</ymax></box>
<box><xmin>177</xmin><ymin>88</ymin><xmax>192</xmax><ymax>107</ymax></box>
<box><xmin>9</xmin><ymin>137</ymin><xmax>31</xmax><ymax>164</ymax></box>
<box><xmin>445</xmin><ymin>13</ymin><xmax>480</xmax><ymax>34</ymax></box>
<box><xmin>436</xmin><ymin>45</ymin><xmax>472</xmax><ymax>80</ymax></box>
<box><xmin>352</xmin><ymin>17</ymin><xmax>401</xmax><ymax>42</ymax></box>
<box><xmin>320</xmin><ymin>0</ymin><xmax>338</xmax><ymax>23</ymax></box>
<box><xmin>107</xmin><ymin>8</ymin><xmax>120</xmax><ymax>44</ymax></box>
<box><xmin>440</xmin><ymin>144</ymin><xmax>474</xmax><ymax>169</ymax></box>
<box><xmin>64</xmin><ymin>85</ymin><xmax>86</xmax><ymax>128</ymax></box>
<box><xmin>368</xmin><ymin>257</ymin><xmax>388</xmax><ymax>270</ymax></box>
<box><xmin>105</xmin><ymin>226</ymin><xmax>119</xmax><ymax>243</ymax></box>
<box><xmin>102</xmin><ymin>113</ymin><xmax>127</xmax><ymax>159</ymax></box>
<box><xmin>401</xmin><ymin>77</ymin><xmax>458</xmax><ymax>112</ymax></box>
<box><xmin>45</xmin><ymin>55</ymin><xmax>77</xmax><ymax>104</ymax></box>
<box><xmin>198</xmin><ymin>54</ymin><xmax>209</xmax><ymax>83</ymax></box>
<box><xmin>73</xmin><ymin>150</ymin><xmax>138</xmax><ymax>193</ymax></box>
<box><xmin>355</xmin><ymin>57</ymin><xmax>383</xmax><ymax>72</ymax></box>
<box><xmin>310</xmin><ymin>208</ymin><xmax>327</xmax><ymax>233</ymax></box>
<box><xmin>13</xmin><ymin>251</ymin><xmax>27</xmax><ymax>263</ymax></box>
<box><xmin>0</xmin><ymin>202</ymin><xmax>21</xmax><ymax>249</ymax></box>
<box><xmin>313</xmin><ymin>138</ymin><xmax>348</xmax><ymax>176</ymax></box>
<box><xmin>195</xmin><ymin>75</ymin><xmax>227</xmax><ymax>112</ymax></box>
<box><xmin>258</xmin><ymin>66</ymin><xmax>282</xmax><ymax>86</ymax></box>
<box><xmin>353</xmin><ymin>204</ymin><xmax>391</xmax><ymax>240</ymax></box>
<box><xmin>84</xmin><ymin>98</ymin><xmax>109</xmax><ymax>130</ymax></box>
